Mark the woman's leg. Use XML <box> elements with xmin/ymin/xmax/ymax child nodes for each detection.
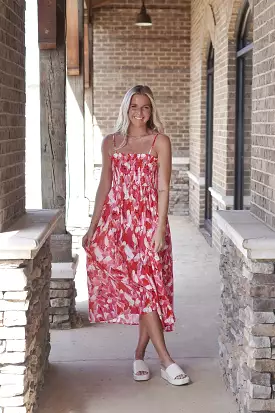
<box><xmin>135</xmin><ymin>316</ymin><xmax>150</xmax><ymax>359</ymax></box>
<box><xmin>134</xmin><ymin>316</ymin><xmax>150</xmax><ymax>376</ymax></box>
<box><xmin>140</xmin><ymin>311</ymin><xmax>185</xmax><ymax>378</ymax></box>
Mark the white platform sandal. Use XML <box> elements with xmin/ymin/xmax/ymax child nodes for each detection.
<box><xmin>161</xmin><ymin>363</ymin><xmax>190</xmax><ymax>386</ymax></box>
<box><xmin>133</xmin><ymin>360</ymin><xmax>150</xmax><ymax>382</ymax></box>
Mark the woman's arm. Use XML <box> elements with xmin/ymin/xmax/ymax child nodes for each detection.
<box><xmin>152</xmin><ymin>134</ymin><xmax>172</xmax><ymax>252</ymax></box>
<box><xmin>82</xmin><ymin>136</ymin><xmax>113</xmax><ymax>245</ymax></box>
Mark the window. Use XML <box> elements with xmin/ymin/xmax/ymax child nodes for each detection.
<box><xmin>205</xmin><ymin>44</ymin><xmax>214</xmax><ymax>235</ymax></box>
<box><xmin>234</xmin><ymin>1</ymin><xmax>253</xmax><ymax>210</ymax></box>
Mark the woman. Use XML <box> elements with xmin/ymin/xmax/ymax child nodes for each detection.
<box><xmin>83</xmin><ymin>85</ymin><xmax>190</xmax><ymax>386</ymax></box>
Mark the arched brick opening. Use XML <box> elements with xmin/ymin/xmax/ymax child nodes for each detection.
<box><xmin>226</xmin><ymin>0</ymin><xmax>253</xmax><ymax>210</ymax></box>
<box><xmin>189</xmin><ymin>1</ymin><xmax>216</xmax><ymax>230</ymax></box>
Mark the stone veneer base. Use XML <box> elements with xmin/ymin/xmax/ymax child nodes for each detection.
<box><xmin>49</xmin><ymin>262</ymin><xmax>82</xmax><ymax>330</ymax></box>
<box><xmin>0</xmin><ymin>210</ymin><xmax>61</xmax><ymax>412</ymax></box>
<box><xmin>215</xmin><ymin>210</ymin><xmax>275</xmax><ymax>413</ymax></box>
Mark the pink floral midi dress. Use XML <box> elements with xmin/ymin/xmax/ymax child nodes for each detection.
<box><xmin>85</xmin><ymin>134</ymin><xmax>175</xmax><ymax>332</ymax></box>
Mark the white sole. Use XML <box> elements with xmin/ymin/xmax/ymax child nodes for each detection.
<box><xmin>133</xmin><ymin>373</ymin><xmax>150</xmax><ymax>382</ymax></box>
<box><xmin>161</xmin><ymin>369</ymin><xmax>190</xmax><ymax>386</ymax></box>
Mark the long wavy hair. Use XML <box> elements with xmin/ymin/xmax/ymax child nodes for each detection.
<box><xmin>114</xmin><ymin>85</ymin><xmax>164</xmax><ymax>137</ymax></box>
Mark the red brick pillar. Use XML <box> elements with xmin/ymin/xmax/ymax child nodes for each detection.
<box><xmin>251</xmin><ymin>1</ymin><xmax>275</xmax><ymax>227</ymax></box>
<box><xmin>0</xmin><ymin>1</ymin><xmax>26</xmax><ymax>231</ymax></box>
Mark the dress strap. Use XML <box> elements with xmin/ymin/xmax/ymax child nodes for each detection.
<box><xmin>148</xmin><ymin>133</ymin><xmax>159</xmax><ymax>155</ymax></box>
<box><xmin>113</xmin><ymin>134</ymin><xmax>117</xmax><ymax>153</ymax></box>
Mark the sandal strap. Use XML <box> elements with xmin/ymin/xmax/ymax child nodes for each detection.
<box><xmin>165</xmin><ymin>363</ymin><xmax>186</xmax><ymax>379</ymax></box>
<box><xmin>133</xmin><ymin>360</ymin><xmax>149</xmax><ymax>374</ymax></box>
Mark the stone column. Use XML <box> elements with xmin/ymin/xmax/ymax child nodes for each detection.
<box><xmin>169</xmin><ymin>158</ymin><xmax>189</xmax><ymax>216</ymax></box>
<box><xmin>0</xmin><ymin>210</ymin><xmax>61</xmax><ymax>412</ymax></box>
<box><xmin>49</xmin><ymin>262</ymin><xmax>82</xmax><ymax>329</ymax></box>
<box><xmin>216</xmin><ymin>210</ymin><xmax>275</xmax><ymax>413</ymax></box>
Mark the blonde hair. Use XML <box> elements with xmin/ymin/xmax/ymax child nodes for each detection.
<box><xmin>114</xmin><ymin>85</ymin><xmax>164</xmax><ymax>137</ymax></box>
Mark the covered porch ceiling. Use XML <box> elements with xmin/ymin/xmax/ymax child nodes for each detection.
<box><xmin>90</xmin><ymin>0</ymin><xmax>117</xmax><ymax>9</ymax></box>
<box><xmin>38</xmin><ymin>0</ymin><xmax>120</xmax><ymax>85</ymax></box>
<box><xmin>38</xmin><ymin>0</ymin><xmax>121</xmax><ymax>50</ymax></box>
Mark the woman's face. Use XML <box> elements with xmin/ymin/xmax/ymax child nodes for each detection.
<box><xmin>128</xmin><ymin>94</ymin><xmax>152</xmax><ymax>128</ymax></box>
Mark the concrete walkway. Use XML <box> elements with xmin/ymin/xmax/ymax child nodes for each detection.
<box><xmin>38</xmin><ymin>217</ymin><xmax>237</xmax><ymax>413</ymax></box>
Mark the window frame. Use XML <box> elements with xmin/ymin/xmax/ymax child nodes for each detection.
<box><xmin>234</xmin><ymin>1</ymin><xmax>253</xmax><ymax>210</ymax></box>
<box><xmin>205</xmin><ymin>43</ymin><xmax>214</xmax><ymax>234</ymax></box>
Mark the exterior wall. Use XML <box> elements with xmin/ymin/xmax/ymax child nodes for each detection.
<box><xmin>169</xmin><ymin>162</ymin><xmax>189</xmax><ymax>215</ymax></box>
<box><xmin>49</xmin><ymin>277</ymin><xmax>77</xmax><ymax>329</ymax></box>
<box><xmin>190</xmin><ymin>0</ymin><xmax>275</xmax><ymax>241</ymax></box>
<box><xmin>212</xmin><ymin>198</ymin><xmax>223</xmax><ymax>250</ymax></box>
<box><xmin>91</xmin><ymin>0</ymin><xmax>190</xmax><ymax>215</ymax></box>
<box><xmin>0</xmin><ymin>1</ymin><xmax>26</xmax><ymax>231</ymax></box>
<box><xmin>243</xmin><ymin>49</ymin><xmax>253</xmax><ymax>198</ymax></box>
<box><xmin>188</xmin><ymin>175</ymin><xmax>205</xmax><ymax>227</ymax></box>
<box><xmin>219</xmin><ymin>232</ymin><xmax>275</xmax><ymax>412</ymax></box>
<box><xmin>189</xmin><ymin>0</ymin><xmax>246</xmax><ymax>235</ymax></box>
<box><xmin>49</xmin><ymin>266</ymin><xmax>79</xmax><ymax>330</ymax></box>
<box><xmin>0</xmin><ymin>239</ymin><xmax>51</xmax><ymax>412</ymax></box>
<box><xmin>251</xmin><ymin>1</ymin><xmax>275</xmax><ymax>229</ymax></box>
<box><xmin>209</xmin><ymin>0</ymin><xmax>275</xmax><ymax>408</ymax></box>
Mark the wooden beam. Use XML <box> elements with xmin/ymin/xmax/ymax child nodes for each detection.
<box><xmin>40</xmin><ymin>0</ymin><xmax>67</xmax><ymax>230</ymax></box>
<box><xmin>66</xmin><ymin>0</ymin><xmax>80</xmax><ymax>76</ymax></box>
<box><xmin>84</xmin><ymin>0</ymin><xmax>90</xmax><ymax>22</ymax></box>
<box><xmin>91</xmin><ymin>0</ymin><xmax>114</xmax><ymax>9</ymax></box>
<box><xmin>84</xmin><ymin>12</ymin><xmax>90</xmax><ymax>88</ymax></box>
<box><xmin>38</xmin><ymin>0</ymin><xmax>56</xmax><ymax>49</ymax></box>
<box><xmin>84</xmin><ymin>0</ymin><xmax>90</xmax><ymax>10</ymax></box>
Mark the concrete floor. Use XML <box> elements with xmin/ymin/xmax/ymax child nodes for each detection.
<box><xmin>38</xmin><ymin>216</ymin><xmax>237</xmax><ymax>413</ymax></box>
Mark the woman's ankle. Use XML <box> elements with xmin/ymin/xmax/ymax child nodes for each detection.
<box><xmin>135</xmin><ymin>349</ymin><xmax>146</xmax><ymax>360</ymax></box>
<box><xmin>160</xmin><ymin>356</ymin><xmax>174</xmax><ymax>368</ymax></box>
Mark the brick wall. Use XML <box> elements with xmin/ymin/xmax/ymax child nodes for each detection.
<box><xmin>91</xmin><ymin>0</ymin><xmax>190</xmax><ymax>215</ymax></box>
<box><xmin>188</xmin><ymin>0</ymin><xmax>207</xmax><ymax>227</ymax></box>
<box><xmin>189</xmin><ymin>0</ymin><xmax>234</xmax><ymax>230</ymax></box>
<box><xmin>92</xmin><ymin>0</ymin><xmax>190</xmax><ymax>157</ymax></box>
<box><xmin>243</xmin><ymin>50</ymin><xmax>252</xmax><ymax>197</ymax></box>
<box><xmin>91</xmin><ymin>0</ymin><xmax>275</xmax><ymax>227</ymax></box>
<box><xmin>189</xmin><ymin>0</ymin><xmax>275</xmax><ymax>244</ymax></box>
<box><xmin>190</xmin><ymin>0</ymin><xmax>239</xmax><ymax>195</ymax></box>
<box><xmin>0</xmin><ymin>1</ymin><xmax>26</xmax><ymax>231</ymax></box>
<box><xmin>251</xmin><ymin>1</ymin><xmax>275</xmax><ymax>229</ymax></box>
<box><xmin>189</xmin><ymin>0</ymin><xmax>253</xmax><ymax>239</ymax></box>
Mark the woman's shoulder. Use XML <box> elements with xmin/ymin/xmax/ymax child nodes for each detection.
<box><xmin>103</xmin><ymin>133</ymin><xmax>115</xmax><ymax>144</ymax></box>
<box><xmin>153</xmin><ymin>133</ymin><xmax>171</xmax><ymax>159</ymax></box>
<box><xmin>155</xmin><ymin>133</ymin><xmax>171</xmax><ymax>147</ymax></box>
<box><xmin>101</xmin><ymin>134</ymin><xmax>115</xmax><ymax>157</ymax></box>
<box><xmin>103</xmin><ymin>133</ymin><xmax>124</xmax><ymax>143</ymax></box>
<box><xmin>102</xmin><ymin>133</ymin><xmax>115</xmax><ymax>147</ymax></box>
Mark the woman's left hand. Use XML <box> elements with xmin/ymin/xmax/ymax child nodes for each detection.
<box><xmin>151</xmin><ymin>226</ymin><xmax>166</xmax><ymax>253</ymax></box>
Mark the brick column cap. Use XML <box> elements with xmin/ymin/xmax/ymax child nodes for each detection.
<box><xmin>214</xmin><ymin>210</ymin><xmax>275</xmax><ymax>260</ymax></box>
<box><xmin>0</xmin><ymin>209</ymin><xmax>62</xmax><ymax>260</ymax></box>
<box><xmin>51</xmin><ymin>262</ymin><xmax>77</xmax><ymax>280</ymax></box>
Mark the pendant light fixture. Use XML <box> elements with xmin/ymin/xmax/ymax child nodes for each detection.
<box><xmin>135</xmin><ymin>0</ymin><xmax>152</xmax><ymax>27</ymax></box>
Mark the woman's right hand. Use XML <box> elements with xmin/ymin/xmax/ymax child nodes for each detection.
<box><xmin>82</xmin><ymin>227</ymin><xmax>95</xmax><ymax>249</ymax></box>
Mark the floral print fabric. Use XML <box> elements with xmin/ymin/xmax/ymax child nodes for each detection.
<box><xmin>85</xmin><ymin>152</ymin><xmax>175</xmax><ymax>332</ymax></box>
